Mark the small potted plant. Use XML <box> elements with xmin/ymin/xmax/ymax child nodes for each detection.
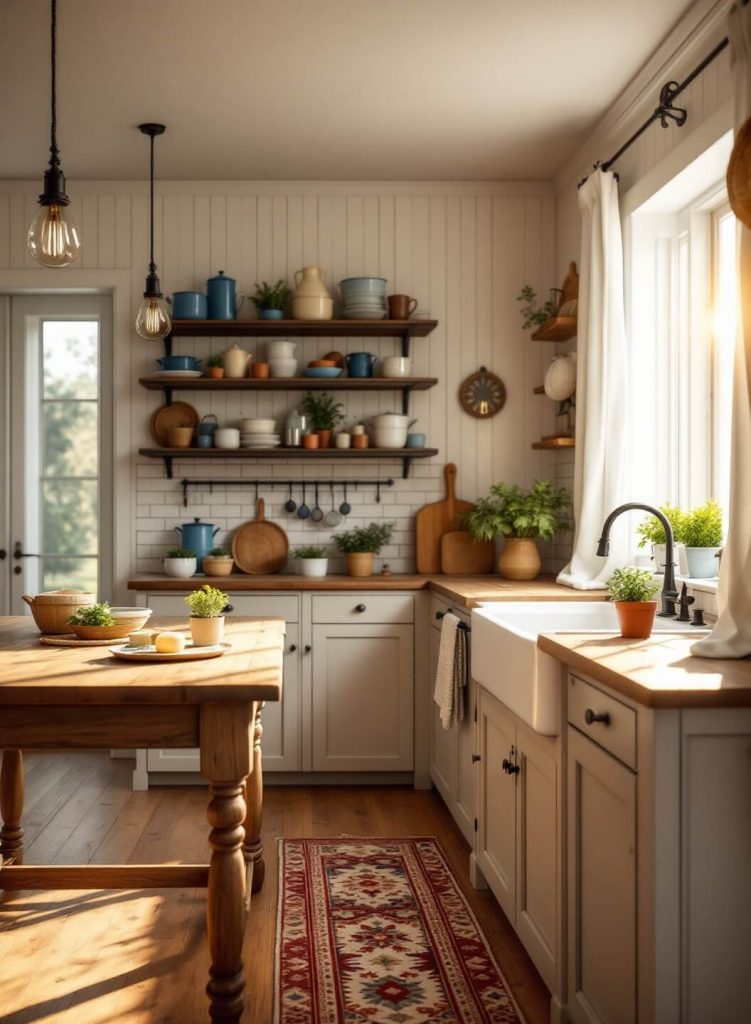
<box><xmin>184</xmin><ymin>584</ymin><xmax>230</xmax><ymax>646</ymax></box>
<box><xmin>202</xmin><ymin>546</ymin><xmax>234</xmax><ymax>577</ymax></box>
<box><xmin>463</xmin><ymin>480</ymin><xmax>571</xmax><ymax>580</ymax></box>
<box><xmin>206</xmin><ymin>354</ymin><xmax>225</xmax><ymax>380</ymax></box>
<box><xmin>516</xmin><ymin>285</ymin><xmax>561</xmax><ymax>331</ymax></box>
<box><xmin>682</xmin><ymin>499</ymin><xmax>723</xmax><ymax>578</ymax></box>
<box><xmin>68</xmin><ymin>601</ymin><xmax>132</xmax><ymax>641</ymax></box>
<box><xmin>164</xmin><ymin>548</ymin><xmax>197</xmax><ymax>578</ymax></box>
<box><xmin>333</xmin><ymin>522</ymin><xmax>394</xmax><ymax>578</ymax></box>
<box><xmin>636</xmin><ymin>503</ymin><xmax>687</xmax><ymax>575</ymax></box>
<box><xmin>607</xmin><ymin>567</ymin><xmax>660</xmax><ymax>639</ymax></box>
<box><xmin>251</xmin><ymin>279</ymin><xmax>293</xmax><ymax>321</ymax></box>
<box><xmin>301</xmin><ymin>391</ymin><xmax>344</xmax><ymax>449</ymax></box>
<box><xmin>293</xmin><ymin>545</ymin><xmax>329</xmax><ymax>578</ymax></box>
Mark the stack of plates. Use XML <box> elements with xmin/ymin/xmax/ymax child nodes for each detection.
<box><xmin>241</xmin><ymin>433</ymin><xmax>280</xmax><ymax>449</ymax></box>
<box><xmin>340</xmin><ymin>276</ymin><xmax>387</xmax><ymax>319</ymax></box>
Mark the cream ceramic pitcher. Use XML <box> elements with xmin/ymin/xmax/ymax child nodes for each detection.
<box><xmin>292</xmin><ymin>266</ymin><xmax>333</xmax><ymax>320</ymax></box>
<box><xmin>222</xmin><ymin>343</ymin><xmax>251</xmax><ymax>378</ymax></box>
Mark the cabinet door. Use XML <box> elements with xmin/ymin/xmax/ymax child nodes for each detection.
<box><xmin>515</xmin><ymin>725</ymin><xmax>558</xmax><ymax>993</ymax></box>
<box><xmin>311</xmin><ymin>623</ymin><xmax>414</xmax><ymax>771</ymax></box>
<box><xmin>567</xmin><ymin>726</ymin><xmax>636</xmax><ymax>1024</ymax></box>
<box><xmin>430</xmin><ymin>624</ymin><xmax>455</xmax><ymax>801</ymax></box>
<box><xmin>477</xmin><ymin>688</ymin><xmax>517</xmax><ymax>923</ymax></box>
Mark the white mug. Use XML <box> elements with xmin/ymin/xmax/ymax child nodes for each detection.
<box><xmin>215</xmin><ymin>427</ymin><xmax>240</xmax><ymax>449</ymax></box>
<box><xmin>382</xmin><ymin>356</ymin><xmax>412</xmax><ymax>378</ymax></box>
<box><xmin>335</xmin><ymin>432</ymin><xmax>351</xmax><ymax>449</ymax></box>
<box><xmin>351</xmin><ymin>424</ymin><xmax>365</xmax><ymax>436</ymax></box>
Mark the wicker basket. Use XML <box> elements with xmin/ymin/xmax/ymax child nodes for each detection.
<box><xmin>22</xmin><ymin>589</ymin><xmax>96</xmax><ymax>635</ymax></box>
<box><xmin>69</xmin><ymin>623</ymin><xmax>133</xmax><ymax>641</ymax></box>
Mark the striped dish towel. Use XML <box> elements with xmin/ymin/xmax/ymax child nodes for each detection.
<box><xmin>433</xmin><ymin>613</ymin><xmax>468</xmax><ymax>729</ymax></box>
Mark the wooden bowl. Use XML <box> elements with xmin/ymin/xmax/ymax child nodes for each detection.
<box><xmin>309</xmin><ymin>359</ymin><xmax>337</xmax><ymax>368</ymax></box>
<box><xmin>727</xmin><ymin>116</ymin><xmax>751</xmax><ymax>230</ymax></box>
<box><xmin>69</xmin><ymin>623</ymin><xmax>134</xmax><ymax>641</ymax></box>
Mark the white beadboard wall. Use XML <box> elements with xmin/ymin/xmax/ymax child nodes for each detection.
<box><xmin>0</xmin><ymin>180</ymin><xmax>559</xmax><ymax>582</ymax></box>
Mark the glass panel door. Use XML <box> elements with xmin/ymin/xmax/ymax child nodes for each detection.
<box><xmin>4</xmin><ymin>295</ymin><xmax>112</xmax><ymax>614</ymax></box>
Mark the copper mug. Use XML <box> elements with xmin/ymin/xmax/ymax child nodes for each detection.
<box><xmin>388</xmin><ymin>294</ymin><xmax>418</xmax><ymax>319</ymax></box>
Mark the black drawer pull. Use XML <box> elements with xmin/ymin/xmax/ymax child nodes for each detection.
<box><xmin>584</xmin><ymin>709</ymin><xmax>611</xmax><ymax>726</ymax></box>
<box><xmin>471</xmin><ymin>754</ymin><xmax>481</xmax><ymax>764</ymax></box>
<box><xmin>355</xmin><ymin>603</ymin><xmax>366</xmax><ymax>613</ymax></box>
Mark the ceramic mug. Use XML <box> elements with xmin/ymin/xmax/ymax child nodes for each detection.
<box><xmin>335</xmin><ymin>432</ymin><xmax>351</xmax><ymax>449</ymax></box>
<box><xmin>196</xmin><ymin>434</ymin><xmax>213</xmax><ymax>448</ymax></box>
<box><xmin>406</xmin><ymin>432</ymin><xmax>426</xmax><ymax>448</ymax></box>
<box><xmin>352</xmin><ymin>434</ymin><xmax>369</xmax><ymax>449</ymax></box>
<box><xmin>345</xmin><ymin>352</ymin><xmax>376</xmax><ymax>378</ymax></box>
<box><xmin>215</xmin><ymin>428</ymin><xmax>240</xmax><ymax>449</ymax></box>
<box><xmin>382</xmin><ymin>356</ymin><xmax>412</xmax><ymax>378</ymax></box>
<box><xmin>388</xmin><ymin>294</ymin><xmax>418</xmax><ymax>319</ymax></box>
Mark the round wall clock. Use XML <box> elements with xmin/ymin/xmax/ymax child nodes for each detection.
<box><xmin>459</xmin><ymin>366</ymin><xmax>507</xmax><ymax>419</ymax></box>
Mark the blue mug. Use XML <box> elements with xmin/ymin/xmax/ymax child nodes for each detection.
<box><xmin>207</xmin><ymin>271</ymin><xmax>245</xmax><ymax>320</ymax></box>
<box><xmin>197</xmin><ymin>414</ymin><xmax>218</xmax><ymax>438</ymax></box>
<box><xmin>346</xmin><ymin>352</ymin><xmax>376</xmax><ymax>378</ymax></box>
<box><xmin>171</xmin><ymin>291</ymin><xmax>207</xmax><ymax>319</ymax></box>
<box><xmin>406</xmin><ymin>432</ymin><xmax>426</xmax><ymax>449</ymax></box>
<box><xmin>196</xmin><ymin>434</ymin><xmax>213</xmax><ymax>448</ymax></box>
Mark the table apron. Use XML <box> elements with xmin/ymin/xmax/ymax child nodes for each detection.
<box><xmin>0</xmin><ymin>704</ymin><xmax>199</xmax><ymax>749</ymax></box>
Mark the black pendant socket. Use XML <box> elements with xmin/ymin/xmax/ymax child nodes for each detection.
<box><xmin>143</xmin><ymin>271</ymin><xmax>163</xmax><ymax>299</ymax></box>
<box><xmin>39</xmin><ymin>166</ymin><xmax>70</xmax><ymax>207</ymax></box>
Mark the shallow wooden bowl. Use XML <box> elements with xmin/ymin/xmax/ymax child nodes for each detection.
<box><xmin>69</xmin><ymin>622</ymin><xmax>134</xmax><ymax>641</ymax></box>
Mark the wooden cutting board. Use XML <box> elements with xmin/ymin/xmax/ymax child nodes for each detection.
<box><xmin>232</xmin><ymin>499</ymin><xmax>289</xmax><ymax>575</ymax></box>
<box><xmin>440</xmin><ymin>530</ymin><xmax>495</xmax><ymax>575</ymax></box>
<box><xmin>415</xmin><ymin>463</ymin><xmax>474</xmax><ymax>574</ymax></box>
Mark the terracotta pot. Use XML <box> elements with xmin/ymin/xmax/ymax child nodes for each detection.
<box><xmin>351</xmin><ymin>434</ymin><xmax>369</xmax><ymax>450</ymax></box>
<box><xmin>190</xmin><ymin>616</ymin><xmax>225</xmax><ymax>646</ymax></box>
<box><xmin>208</xmin><ymin>366</ymin><xmax>225</xmax><ymax>379</ymax></box>
<box><xmin>498</xmin><ymin>537</ymin><xmax>541</xmax><ymax>581</ymax></box>
<box><xmin>615</xmin><ymin>601</ymin><xmax>657</xmax><ymax>639</ymax></box>
<box><xmin>250</xmin><ymin>362</ymin><xmax>270</xmax><ymax>379</ymax></box>
<box><xmin>346</xmin><ymin>552</ymin><xmax>374</xmax><ymax>577</ymax></box>
<box><xmin>302</xmin><ymin>433</ymin><xmax>320</xmax><ymax>450</ymax></box>
<box><xmin>202</xmin><ymin>556</ymin><xmax>234</xmax><ymax>577</ymax></box>
<box><xmin>315</xmin><ymin>429</ymin><xmax>332</xmax><ymax>449</ymax></box>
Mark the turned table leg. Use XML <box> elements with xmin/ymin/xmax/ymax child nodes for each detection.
<box><xmin>243</xmin><ymin>701</ymin><xmax>265</xmax><ymax>896</ymax></box>
<box><xmin>0</xmin><ymin>750</ymin><xmax>24</xmax><ymax>866</ymax></box>
<box><xmin>201</xmin><ymin>703</ymin><xmax>253</xmax><ymax>1024</ymax></box>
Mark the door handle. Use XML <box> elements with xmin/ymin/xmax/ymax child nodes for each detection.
<box><xmin>13</xmin><ymin>542</ymin><xmax>40</xmax><ymax>559</ymax></box>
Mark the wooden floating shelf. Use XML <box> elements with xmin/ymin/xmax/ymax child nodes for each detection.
<box><xmin>139</xmin><ymin>446</ymin><xmax>439</xmax><ymax>480</ymax></box>
<box><xmin>531</xmin><ymin>316</ymin><xmax>577</xmax><ymax>343</ymax></box>
<box><xmin>531</xmin><ymin>436</ymin><xmax>575</xmax><ymax>450</ymax></box>
<box><xmin>167</xmin><ymin>318</ymin><xmax>438</xmax><ymax>339</ymax></box>
<box><xmin>139</xmin><ymin>376</ymin><xmax>438</xmax><ymax>393</ymax></box>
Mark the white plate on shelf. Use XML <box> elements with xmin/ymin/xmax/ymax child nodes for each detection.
<box><xmin>152</xmin><ymin>370</ymin><xmax>204</xmax><ymax>379</ymax></box>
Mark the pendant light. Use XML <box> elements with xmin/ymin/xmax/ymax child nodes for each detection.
<box><xmin>135</xmin><ymin>123</ymin><xmax>171</xmax><ymax>341</ymax></box>
<box><xmin>27</xmin><ymin>0</ymin><xmax>81</xmax><ymax>267</ymax></box>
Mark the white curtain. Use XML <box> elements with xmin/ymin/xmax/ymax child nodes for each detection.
<box><xmin>693</xmin><ymin>2</ymin><xmax>751</xmax><ymax>659</ymax></box>
<box><xmin>557</xmin><ymin>169</ymin><xmax>629</xmax><ymax>590</ymax></box>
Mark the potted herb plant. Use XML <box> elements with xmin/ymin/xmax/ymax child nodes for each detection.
<box><xmin>607</xmin><ymin>567</ymin><xmax>660</xmax><ymax>639</ymax></box>
<box><xmin>164</xmin><ymin>547</ymin><xmax>197</xmax><ymax>579</ymax></box>
<box><xmin>184</xmin><ymin>584</ymin><xmax>229</xmax><ymax>646</ymax></box>
<box><xmin>68</xmin><ymin>602</ymin><xmax>132</xmax><ymax>641</ymax></box>
<box><xmin>516</xmin><ymin>285</ymin><xmax>561</xmax><ymax>331</ymax></box>
<box><xmin>682</xmin><ymin>499</ymin><xmax>723</xmax><ymax>578</ymax></box>
<box><xmin>301</xmin><ymin>391</ymin><xmax>344</xmax><ymax>449</ymax></box>
<box><xmin>463</xmin><ymin>480</ymin><xmax>571</xmax><ymax>580</ymax></box>
<box><xmin>636</xmin><ymin>503</ymin><xmax>688</xmax><ymax>575</ymax></box>
<box><xmin>206</xmin><ymin>354</ymin><xmax>225</xmax><ymax>380</ymax></box>
<box><xmin>293</xmin><ymin>545</ymin><xmax>329</xmax><ymax>578</ymax></box>
<box><xmin>251</xmin><ymin>279</ymin><xmax>293</xmax><ymax>321</ymax></box>
<box><xmin>202</xmin><ymin>546</ymin><xmax>234</xmax><ymax>577</ymax></box>
<box><xmin>332</xmin><ymin>522</ymin><xmax>394</xmax><ymax>578</ymax></box>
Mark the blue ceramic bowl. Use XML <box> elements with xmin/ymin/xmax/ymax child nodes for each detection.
<box><xmin>303</xmin><ymin>367</ymin><xmax>344</xmax><ymax>378</ymax></box>
<box><xmin>260</xmin><ymin>309</ymin><xmax>284</xmax><ymax>320</ymax></box>
<box><xmin>340</xmin><ymin>277</ymin><xmax>388</xmax><ymax>299</ymax></box>
<box><xmin>171</xmin><ymin>291</ymin><xmax>207</xmax><ymax>319</ymax></box>
<box><xmin>406</xmin><ymin>432</ymin><xmax>426</xmax><ymax>448</ymax></box>
<box><xmin>156</xmin><ymin>355</ymin><xmax>203</xmax><ymax>371</ymax></box>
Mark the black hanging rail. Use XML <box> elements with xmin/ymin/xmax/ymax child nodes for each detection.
<box><xmin>179</xmin><ymin>476</ymin><xmax>395</xmax><ymax>508</ymax></box>
<box><xmin>578</xmin><ymin>22</ymin><xmax>739</xmax><ymax>188</ymax></box>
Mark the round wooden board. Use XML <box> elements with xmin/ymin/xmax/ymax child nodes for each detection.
<box><xmin>39</xmin><ymin>634</ymin><xmax>117</xmax><ymax>647</ymax></box>
<box><xmin>108</xmin><ymin>642</ymin><xmax>230</xmax><ymax>663</ymax></box>
<box><xmin>232</xmin><ymin>498</ymin><xmax>289</xmax><ymax>574</ymax></box>
<box><xmin>150</xmin><ymin>401</ymin><xmax>200</xmax><ymax>446</ymax></box>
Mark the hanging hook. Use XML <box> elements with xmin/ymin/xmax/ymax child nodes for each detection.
<box><xmin>656</xmin><ymin>81</ymin><xmax>687</xmax><ymax>129</ymax></box>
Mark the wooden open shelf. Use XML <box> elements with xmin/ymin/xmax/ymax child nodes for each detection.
<box><xmin>167</xmin><ymin>318</ymin><xmax>438</xmax><ymax>339</ymax></box>
<box><xmin>530</xmin><ymin>316</ymin><xmax>577</xmax><ymax>342</ymax></box>
<box><xmin>531</xmin><ymin>436</ymin><xmax>575</xmax><ymax>450</ymax></box>
<box><xmin>139</xmin><ymin>376</ymin><xmax>438</xmax><ymax>393</ymax></box>
<box><xmin>532</xmin><ymin>384</ymin><xmax>546</xmax><ymax>395</ymax></box>
<box><xmin>139</xmin><ymin>445</ymin><xmax>439</xmax><ymax>480</ymax></box>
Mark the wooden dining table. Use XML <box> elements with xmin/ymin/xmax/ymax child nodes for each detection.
<box><xmin>0</xmin><ymin>615</ymin><xmax>284</xmax><ymax>1024</ymax></box>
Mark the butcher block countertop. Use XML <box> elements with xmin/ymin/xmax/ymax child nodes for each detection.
<box><xmin>538</xmin><ymin>632</ymin><xmax>751</xmax><ymax>709</ymax></box>
<box><xmin>128</xmin><ymin>573</ymin><xmax>608</xmax><ymax>609</ymax></box>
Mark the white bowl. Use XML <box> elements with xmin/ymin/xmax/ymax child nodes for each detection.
<box><xmin>382</xmin><ymin>357</ymin><xmax>412</xmax><ymax>378</ymax></box>
<box><xmin>215</xmin><ymin>428</ymin><xmax>240</xmax><ymax>449</ymax></box>
<box><xmin>164</xmin><ymin>557</ymin><xmax>197</xmax><ymax>578</ymax></box>
<box><xmin>269</xmin><ymin>359</ymin><xmax>298</xmax><ymax>378</ymax></box>
<box><xmin>266</xmin><ymin>340</ymin><xmax>297</xmax><ymax>359</ymax></box>
<box><xmin>373</xmin><ymin>426</ymin><xmax>408</xmax><ymax>449</ymax></box>
<box><xmin>370</xmin><ymin>413</ymin><xmax>413</xmax><ymax>428</ymax></box>
<box><xmin>240</xmin><ymin>419</ymin><xmax>277</xmax><ymax>434</ymax></box>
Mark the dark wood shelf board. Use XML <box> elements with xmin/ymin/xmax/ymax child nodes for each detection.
<box><xmin>166</xmin><ymin>318</ymin><xmax>438</xmax><ymax>339</ymax></box>
<box><xmin>139</xmin><ymin>376</ymin><xmax>438</xmax><ymax>393</ymax></box>
<box><xmin>531</xmin><ymin>436</ymin><xmax>575</xmax><ymax>450</ymax></box>
<box><xmin>532</xmin><ymin>385</ymin><xmax>546</xmax><ymax>395</ymax></box>
<box><xmin>530</xmin><ymin>316</ymin><xmax>577</xmax><ymax>342</ymax></box>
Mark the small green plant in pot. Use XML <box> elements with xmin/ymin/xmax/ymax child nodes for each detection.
<box><xmin>682</xmin><ymin>500</ymin><xmax>723</xmax><ymax>578</ymax></box>
<box><xmin>463</xmin><ymin>480</ymin><xmax>571</xmax><ymax>580</ymax></box>
<box><xmin>206</xmin><ymin>354</ymin><xmax>225</xmax><ymax>379</ymax></box>
<box><xmin>607</xmin><ymin>567</ymin><xmax>660</xmax><ymax>639</ymax></box>
<box><xmin>333</xmin><ymin>522</ymin><xmax>394</xmax><ymax>577</ymax></box>
<box><xmin>67</xmin><ymin>601</ymin><xmax>131</xmax><ymax>641</ymax></box>
<box><xmin>301</xmin><ymin>391</ymin><xmax>344</xmax><ymax>448</ymax></box>
<box><xmin>636</xmin><ymin>503</ymin><xmax>687</xmax><ymax>575</ymax></box>
<box><xmin>184</xmin><ymin>584</ymin><xmax>229</xmax><ymax>646</ymax></box>
<box><xmin>202</xmin><ymin>546</ymin><xmax>234</xmax><ymax>577</ymax></box>
<box><xmin>251</xmin><ymin>279</ymin><xmax>293</xmax><ymax>321</ymax></box>
<box><xmin>164</xmin><ymin>547</ymin><xmax>197</xmax><ymax>579</ymax></box>
<box><xmin>293</xmin><ymin>545</ymin><xmax>329</xmax><ymax>578</ymax></box>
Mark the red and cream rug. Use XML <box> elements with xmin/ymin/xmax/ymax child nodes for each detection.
<box><xmin>274</xmin><ymin>837</ymin><xmax>525</xmax><ymax>1023</ymax></box>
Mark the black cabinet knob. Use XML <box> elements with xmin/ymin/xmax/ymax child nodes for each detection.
<box><xmin>502</xmin><ymin>758</ymin><xmax>520</xmax><ymax>775</ymax></box>
<box><xmin>13</xmin><ymin>565</ymin><xmax>21</xmax><ymax>575</ymax></box>
<box><xmin>0</xmin><ymin>549</ymin><xmax>6</xmax><ymax>560</ymax></box>
<box><xmin>304</xmin><ymin>644</ymin><xmax>312</xmax><ymax>654</ymax></box>
<box><xmin>288</xmin><ymin>644</ymin><xmax>297</xmax><ymax>652</ymax></box>
<box><xmin>584</xmin><ymin>709</ymin><xmax>611</xmax><ymax>726</ymax></box>
<box><xmin>471</xmin><ymin>754</ymin><xmax>481</xmax><ymax>763</ymax></box>
<box><xmin>223</xmin><ymin>603</ymin><xmax>234</xmax><ymax>613</ymax></box>
<box><xmin>355</xmin><ymin>603</ymin><xmax>366</xmax><ymax>613</ymax></box>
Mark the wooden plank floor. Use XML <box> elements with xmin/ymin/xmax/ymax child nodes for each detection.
<box><xmin>0</xmin><ymin>753</ymin><xmax>550</xmax><ymax>1024</ymax></box>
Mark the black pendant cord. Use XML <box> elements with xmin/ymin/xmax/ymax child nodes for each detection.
<box><xmin>49</xmin><ymin>0</ymin><xmax>59</xmax><ymax>170</ymax></box>
<box><xmin>138</xmin><ymin>123</ymin><xmax>166</xmax><ymax>296</ymax></box>
<box><xmin>578</xmin><ymin>1</ymin><xmax>749</xmax><ymax>189</ymax></box>
<box><xmin>148</xmin><ymin>129</ymin><xmax>156</xmax><ymax>277</ymax></box>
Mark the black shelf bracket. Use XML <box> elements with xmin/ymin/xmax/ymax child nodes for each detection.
<box><xmin>401</xmin><ymin>326</ymin><xmax>414</xmax><ymax>359</ymax></box>
<box><xmin>402</xmin><ymin>456</ymin><xmax>412</xmax><ymax>479</ymax></box>
<box><xmin>163</xmin><ymin>455</ymin><xmax>174</xmax><ymax>479</ymax></box>
<box><xmin>163</xmin><ymin>333</ymin><xmax>173</xmax><ymax>359</ymax></box>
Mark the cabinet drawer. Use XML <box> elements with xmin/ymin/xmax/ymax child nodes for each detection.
<box><xmin>147</xmin><ymin>592</ymin><xmax>298</xmax><ymax>622</ymax></box>
<box><xmin>567</xmin><ymin>674</ymin><xmax>636</xmax><ymax>770</ymax></box>
<box><xmin>311</xmin><ymin>594</ymin><xmax>414</xmax><ymax>624</ymax></box>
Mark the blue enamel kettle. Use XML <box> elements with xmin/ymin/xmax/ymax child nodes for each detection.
<box><xmin>175</xmin><ymin>517</ymin><xmax>220</xmax><ymax>572</ymax></box>
<box><xmin>206</xmin><ymin>270</ymin><xmax>245</xmax><ymax>320</ymax></box>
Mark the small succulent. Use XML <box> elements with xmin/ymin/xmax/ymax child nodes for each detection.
<box><xmin>251</xmin><ymin>279</ymin><xmax>293</xmax><ymax>312</ymax></box>
<box><xmin>294</xmin><ymin>545</ymin><xmax>328</xmax><ymax>559</ymax></box>
<box><xmin>209</xmin><ymin>546</ymin><xmax>231</xmax><ymax>557</ymax></box>
<box><xmin>167</xmin><ymin>548</ymin><xmax>196</xmax><ymax>559</ymax></box>
<box><xmin>207</xmin><ymin>354</ymin><xmax>224</xmax><ymax>368</ymax></box>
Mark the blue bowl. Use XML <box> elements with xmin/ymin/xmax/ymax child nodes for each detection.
<box><xmin>260</xmin><ymin>309</ymin><xmax>284</xmax><ymax>320</ymax></box>
<box><xmin>156</xmin><ymin>355</ymin><xmax>203</xmax><ymax>371</ymax></box>
<box><xmin>303</xmin><ymin>367</ymin><xmax>344</xmax><ymax>378</ymax></box>
<box><xmin>171</xmin><ymin>291</ymin><xmax>207</xmax><ymax>319</ymax></box>
<box><xmin>340</xmin><ymin>277</ymin><xmax>388</xmax><ymax>298</ymax></box>
<box><xmin>406</xmin><ymin>432</ymin><xmax>426</xmax><ymax>449</ymax></box>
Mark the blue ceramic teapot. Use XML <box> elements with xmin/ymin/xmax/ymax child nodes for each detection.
<box><xmin>174</xmin><ymin>517</ymin><xmax>220</xmax><ymax>572</ymax></box>
<box><xmin>206</xmin><ymin>271</ymin><xmax>245</xmax><ymax>320</ymax></box>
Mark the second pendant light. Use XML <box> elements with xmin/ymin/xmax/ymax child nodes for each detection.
<box><xmin>135</xmin><ymin>123</ymin><xmax>171</xmax><ymax>341</ymax></box>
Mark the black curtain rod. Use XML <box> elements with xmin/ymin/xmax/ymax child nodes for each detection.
<box><xmin>578</xmin><ymin>8</ymin><xmax>745</xmax><ymax>189</ymax></box>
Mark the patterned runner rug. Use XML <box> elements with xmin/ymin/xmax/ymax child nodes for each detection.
<box><xmin>274</xmin><ymin>837</ymin><xmax>525</xmax><ymax>1023</ymax></box>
